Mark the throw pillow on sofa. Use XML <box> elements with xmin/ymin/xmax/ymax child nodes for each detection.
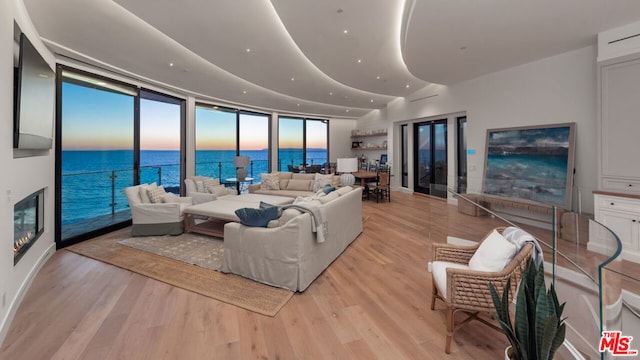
<box><xmin>207</xmin><ymin>184</ymin><xmax>229</xmax><ymax>196</ymax></box>
<box><xmin>313</xmin><ymin>173</ymin><xmax>334</xmax><ymax>192</ymax></box>
<box><xmin>260</xmin><ymin>173</ymin><xmax>280</xmax><ymax>190</ymax></box>
<box><xmin>235</xmin><ymin>206</ymin><xmax>279</xmax><ymax>227</ymax></box>
<box><xmin>146</xmin><ymin>185</ymin><xmax>167</xmax><ymax>203</ymax></box>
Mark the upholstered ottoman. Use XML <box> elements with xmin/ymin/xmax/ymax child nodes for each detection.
<box><xmin>183</xmin><ymin>194</ymin><xmax>293</xmax><ymax>237</ymax></box>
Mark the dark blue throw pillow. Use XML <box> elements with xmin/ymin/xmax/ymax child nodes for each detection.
<box><xmin>235</xmin><ymin>206</ymin><xmax>278</xmax><ymax>227</ymax></box>
<box><xmin>322</xmin><ymin>184</ymin><xmax>336</xmax><ymax>194</ymax></box>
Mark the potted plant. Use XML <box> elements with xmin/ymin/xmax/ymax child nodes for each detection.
<box><xmin>489</xmin><ymin>259</ymin><xmax>566</xmax><ymax>360</ymax></box>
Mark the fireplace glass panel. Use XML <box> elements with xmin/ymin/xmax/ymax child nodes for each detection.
<box><xmin>14</xmin><ymin>189</ymin><xmax>44</xmax><ymax>264</ymax></box>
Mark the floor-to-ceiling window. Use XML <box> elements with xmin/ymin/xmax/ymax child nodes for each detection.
<box><xmin>140</xmin><ymin>90</ymin><xmax>185</xmax><ymax>194</ymax></box>
<box><xmin>278</xmin><ymin>116</ymin><xmax>328</xmax><ymax>172</ymax></box>
<box><xmin>414</xmin><ymin>119</ymin><xmax>447</xmax><ymax>198</ymax></box>
<box><xmin>306</xmin><ymin>119</ymin><xmax>328</xmax><ymax>170</ymax></box>
<box><xmin>58</xmin><ymin>69</ymin><xmax>137</xmax><ymax>245</ymax></box>
<box><xmin>195</xmin><ymin>105</ymin><xmax>238</xmax><ymax>179</ymax></box>
<box><xmin>239</xmin><ymin>111</ymin><xmax>270</xmax><ymax>177</ymax></box>
<box><xmin>56</xmin><ymin>68</ymin><xmax>185</xmax><ymax>247</ymax></box>
<box><xmin>195</xmin><ymin>105</ymin><xmax>271</xmax><ymax>181</ymax></box>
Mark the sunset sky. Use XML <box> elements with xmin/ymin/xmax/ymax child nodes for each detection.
<box><xmin>62</xmin><ymin>82</ymin><xmax>327</xmax><ymax>151</ymax></box>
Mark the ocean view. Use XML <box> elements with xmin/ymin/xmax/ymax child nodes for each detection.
<box><xmin>61</xmin><ymin>149</ymin><xmax>327</xmax><ymax>225</ymax></box>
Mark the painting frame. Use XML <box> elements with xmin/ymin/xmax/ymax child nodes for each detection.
<box><xmin>482</xmin><ymin>122</ymin><xmax>576</xmax><ymax>209</ymax></box>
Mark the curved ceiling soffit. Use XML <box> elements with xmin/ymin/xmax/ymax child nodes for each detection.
<box><xmin>47</xmin><ymin>37</ymin><xmax>373</xmax><ymax>120</ymax></box>
<box><xmin>114</xmin><ymin>0</ymin><xmax>396</xmax><ymax>111</ymax></box>
<box><xmin>31</xmin><ymin>0</ymin><xmax>375</xmax><ymax>118</ymax></box>
<box><xmin>270</xmin><ymin>0</ymin><xmax>429</xmax><ymax>97</ymax></box>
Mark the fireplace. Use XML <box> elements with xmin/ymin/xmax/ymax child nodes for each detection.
<box><xmin>14</xmin><ymin>189</ymin><xmax>44</xmax><ymax>265</ymax></box>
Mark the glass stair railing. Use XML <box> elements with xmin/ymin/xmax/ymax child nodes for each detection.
<box><xmin>446</xmin><ymin>188</ymin><xmax>638</xmax><ymax>359</ymax></box>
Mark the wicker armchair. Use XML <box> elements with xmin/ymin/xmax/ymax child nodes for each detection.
<box><xmin>430</xmin><ymin>227</ymin><xmax>533</xmax><ymax>353</ymax></box>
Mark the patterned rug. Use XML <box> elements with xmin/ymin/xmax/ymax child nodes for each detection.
<box><xmin>118</xmin><ymin>233</ymin><xmax>224</xmax><ymax>271</ymax></box>
<box><xmin>66</xmin><ymin>233</ymin><xmax>293</xmax><ymax>317</ymax></box>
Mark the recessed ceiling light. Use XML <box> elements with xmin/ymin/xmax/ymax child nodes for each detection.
<box><xmin>406</xmin><ymin>84</ymin><xmax>410</xmax><ymax>88</ymax></box>
<box><xmin>345</xmin><ymin>109</ymin><xmax>350</xmax><ymax>113</ymax></box>
<box><xmin>376</xmin><ymin>76</ymin><xmax>380</xmax><ymax>80</ymax></box>
<box><xmin>296</xmin><ymin>103</ymin><xmax>300</xmax><ymax>107</ymax></box>
<box><xmin>169</xmin><ymin>62</ymin><xmax>174</xmax><ymax>67</ymax></box>
<box><xmin>242</xmin><ymin>90</ymin><xmax>247</xmax><ymax>94</ymax></box>
<box><xmin>246</xmin><ymin>48</ymin><xmax>251</xmax><ymax>53</ymax></box>
<box><xmin>357</xmin><ymin>59</ymin><xmax>362</xmax><ymax>63</ymax></box>
<box><xmin>370</xmin><ymin>99</ymin><xmax>374</xmax><ymax>103</ymax></box>
<box><xmin>329</xmin><ymin>92</ymin><xmax>333</xmax><ymax>96</ymax></box>
<box><xmin>343</xmin><ymin>29</ymin><xmax>348</xmax><ymax>34</ymax></box>
<box><xmin>291</xmin><ymin>77</ymin><xmax>295</xmax><ymax>81</ymax></box>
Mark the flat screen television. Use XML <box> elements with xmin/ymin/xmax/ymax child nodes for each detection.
<box><xmin>13</xmin><ymin>32</ymin><xmax>55</xmax><ymax>150</ymax></box>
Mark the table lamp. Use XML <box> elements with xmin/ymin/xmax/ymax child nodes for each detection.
<box><xmin>337</xmin><ymin>158</ymin><xmax>358</xmax><ymax>186</ymax></box>
<box><xmin>234</xmin><ymin>156</ymin><xmax>250</xmax><ymax>182</ymax></box>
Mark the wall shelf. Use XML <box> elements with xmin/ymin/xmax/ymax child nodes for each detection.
<box><xmin>351</xmin><ymin>146</ymin><xmax>387</xmax><ymax>150</ymax></box>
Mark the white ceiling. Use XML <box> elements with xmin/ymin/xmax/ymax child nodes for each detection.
<box><xmin>21</xmin><ymin>0</ymin><xmax>640</xmax><ymax>119</ymax></box>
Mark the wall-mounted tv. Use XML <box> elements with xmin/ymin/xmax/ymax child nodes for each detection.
<box><xmin>482</xmin><ymin>122</ymin><xmax>576</xmax><ymax>209</ymax></box>
<box><xmin>13</xmin><ymin>32</ymin><xmax>55</xmax><ymax>150</ymax></box>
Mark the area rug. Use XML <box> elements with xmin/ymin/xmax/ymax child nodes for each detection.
<box><xmin>66</xmin><ymin>233</ymin><xmax>293</xmax><ymax>317</ymax></box>
<box><xmin>118</xmin><ymin>233</ymin><xmax>224</xmax><ymax>271</ymax></box>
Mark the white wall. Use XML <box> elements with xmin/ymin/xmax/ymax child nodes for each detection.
<box><xmin>0</xmin><ymin>0</ymin><xmax>57</xmax><ymax>342</ymax></box>
<box><xmin>328</xmin><ymin>118</ymin><xmax>357</xmax><ymax>161</ymax></box>
<box><xmin>372</xmin><ymin>46</ymin><xmax>597</xmax><ymax>213</ymax></box>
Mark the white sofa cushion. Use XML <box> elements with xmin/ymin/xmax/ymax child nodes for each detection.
<box><xmin>468</xmin><ymin>229</ymin><xmax>517</xmax><ymax>272</ymax></box>
<box><xmin>336</xmin><ymin>186</ymin><xmax>353</xmax><ymax>195</ymax></box>
<box><xmin>318</xmin><ymin>191</ymin><xmax>339</xmax><ymax>204</ymax></box>
<box><xmin>287</xmin><ymin>179</ymin><xmax>313</xmax><ymax>191</ymax></box>
<box><xmin>432</xmin><ymin>261</ymin><xmax>470</xmax><ymax>299</ymax></box>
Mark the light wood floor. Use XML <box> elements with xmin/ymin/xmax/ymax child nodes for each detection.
<box><xmin>2</xmin><ymin>192</ymin><xmax>518</xmax><ymax>359</ymax></box>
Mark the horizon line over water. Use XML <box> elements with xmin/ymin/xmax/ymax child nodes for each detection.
<box><xmin>61</xmin><ymin>148</ymin><xmax>328</xmax><ymax>225</ymax></box>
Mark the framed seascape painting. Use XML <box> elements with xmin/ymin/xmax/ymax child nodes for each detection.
<box><xmin>482</xmin><ymin>122</ymin><xmax>576</xmax><ymax>209</ymax></box>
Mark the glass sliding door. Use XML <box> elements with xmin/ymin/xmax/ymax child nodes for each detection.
<box><xmin>195</xmin><ymin>105</ymin><xmax>237</xmax><ymax>180</ymax></box>
<box><xmin>58</xmin><ymin>69</ymin><xmax>137</xmax><ymax>245</ymax></box>
<box><xmin>414</xmin><ymin>119</ymin><xmax>447</xmax><ymax>198</ymax></box>
<box><xmin>239</xmin><ymin>111</ymin><xmax>270</xmax><ymax>177</ymax></box>
<box><xmin>401</xmin><ymin>124</ymin><xmax>408</xmax><ymax>187</ymax></box>
<box><xmin>457</xmin><ymin>116</ymin><xmax>467</xmax><ymax>194</ymax></box>
<box><xmin>139</xmin><ymin>90</ymin><xmax>185</xmax><ymax>194</ymax></box>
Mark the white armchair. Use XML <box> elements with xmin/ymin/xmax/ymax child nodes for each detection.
<box><xmin>124</xmin><ymin>184</ymin><xmax>192</xmax><ymax>236</ymax></box>
<box><xmin>184</xmin><ymin>176</ymin><xmax>235</xmax><ymax>204</ymax></box>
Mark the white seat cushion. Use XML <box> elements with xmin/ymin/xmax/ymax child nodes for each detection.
<box><xmin>468</xmin><ymin>229</ymin><xmax>517</xmax><ymax>272</ymax></box>
<box><xmin>432</xmin><ymin>261</ymin><xmax>470</xmax><ymax>300</ymax></box>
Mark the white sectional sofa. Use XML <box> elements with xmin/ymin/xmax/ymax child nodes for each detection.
<box><xmin>248</xmin><ymin>172</ymin><xmax>340</xmax><ymax>198</ymax></box>
<box><xmin>222</xmin><ymin>186</ymin><xmax>363</xmax><ymax>291</ymax></box>
<box><xmin>184</xmin><ymin>176</ymin><xmax>237</xmax><ymax>204</ymax></box>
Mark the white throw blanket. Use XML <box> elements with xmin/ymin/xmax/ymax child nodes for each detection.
<box><xmin>502</xmin><ymin>226</ymin><xmax>544</xmax><ymax>267</ymax></box>
<box><xmin>282</xmin><ymin>203</ymin><xmax>328</xmax><ymax>243</ymax></box>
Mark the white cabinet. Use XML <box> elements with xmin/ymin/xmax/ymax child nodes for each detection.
<box><xmin>598</xmin><ymin>55</ymin><xmax>640</xmax><ymax>192</ymax></box>
<box><xmin>590</xmin><ymin>193</ymin><xmax>640</xmax><ymax>262</ymax></box>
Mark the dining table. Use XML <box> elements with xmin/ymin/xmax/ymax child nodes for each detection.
<box><xmin>352</xmin><ymin>171</ymin><xmax>378</xmax><ymax>187</ymax></box>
